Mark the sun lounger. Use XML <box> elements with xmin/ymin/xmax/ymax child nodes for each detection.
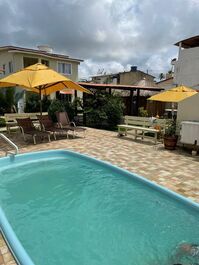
<box><xmin>56</xmin><ymin>112</ymin><xmax>86</xmax><ymax>138</ymax></box>
<box><xmin>37</xmin><ymin>114</ymin><xmax>68</xmax><ymax>140</ymax></box>
<box><xmin>4</xmin><ymin>112</ymin><xmax>48</xmax><ymax>134</ymax></box>
<box><xmin>17</xmin><ymin>118</ymin><xmax>51</xmax><ymax>144</ymax></box>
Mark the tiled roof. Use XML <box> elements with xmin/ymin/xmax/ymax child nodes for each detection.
<box><xmin>175</xmin><ymin>35</ymin><xmax>199</xmax><ymax>48</ymax></box>
<box><xmin>156</xmin><ymin>77</ymin><xmax>173</xmax><ymax>84</ymax></box>
<box><xmin>0</xmin><ymin>45</ymin><xmax>83</xmax><ymax>62</ymax></box>
<box><xmin>92</xmin><ymin>70</ymin><xmax>155</xmax><ymax>79</ymax></box>
<box><xmin>78</xmin><ymin>82</ymin><xmax>163</xmax><ymax>91</ymax></box>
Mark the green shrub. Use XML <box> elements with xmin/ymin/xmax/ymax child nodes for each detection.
<box><xmin>84</xmin><ymin>91</ymin><xmax>124</xmax><ymax>130</ymax></box>
<box><xmin>25</xmin><ymin>92</ymin><xmax>40</xmax><ymax>112</ymax></box>
<box><xmin>48</xmin><ymin>99</ymin><xmax>65</xmax><ymax>122</ymax></box>
<box><xmin>41</xmin><ymin>96</ymin><xmax>52</xmax><ymax>112</ymax></box>
<box><xmin>165</xmin><ymin>119</ymin><xmax>176</xmax><ymax>136</ymax></box>
<box><xmin>0</xmin><ymin>88</ymin><xmax>15</xmax><ymax>114</ymax></box>
<box><xmin>62</xmin><ymin>100</ymin><xmax>76</xmax><ymax>121</ymax></box>
<box><xmin>138</xmin><ymin>107</ymin><xmax>148</xmax><ymax>117</ymax></box>
<box><xmin>25</xmin><ymin>93</ymin><xmax>52</xmax><ymax>113</ymax></box>
<box><xmin>0</xmin><ymin>117</ymin><xmax>6</xmax><ymax>127</ymax></box>
<box><xmin>105</xmin><ymin>95</ymin><xmax>124</xmax><ymax>129</ymax></box>
<box><xmin>5</xmin><ymin>88</ymin><xmax>15</xmax><ymax>112</ymax></box>
<box><xmin>0</xmin><ymin>92</ymin><xmax>6</xmax><ymax>114</ymax></box>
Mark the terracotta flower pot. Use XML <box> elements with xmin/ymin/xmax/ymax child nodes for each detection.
<box><xmin>164</xmin><ymin>135</ymin><xmax>178</xmax><ymax>150</ymax></box>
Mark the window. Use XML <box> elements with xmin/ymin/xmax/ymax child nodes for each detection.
<box><xmin>41</xmin><ymin>59</ymin><xmax>49</xmax><ymax>66</ymax></box>
<box><xmin>8</xmin><ymin>61</ymin><xmax>13</xmax><ymax>73</ymax></box>
<box><xmin>58</xmin><ymin>62</ymin><xmax>72</xmax><ymax>75</ymax></box>
<box><xmin>2</xmin><ymin>64</ymin><xmax>6</xmax><ymax>75</ymax></box>
<box><xmin>23</xmin><ymin>57</ymin><xmax>38</xmax><ymax>68</ymax></box>
<box><xmin>56</xmin><ymin>91</ymin><xmax>72</xmax><ymax>102</ymax></box>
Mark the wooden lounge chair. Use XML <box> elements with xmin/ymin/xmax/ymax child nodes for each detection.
<box><xmin>37</xmin><ymin>114</ymin><xmax>68</xmax><ymax>140</ymax></box>
<box><xmin>56</xmin><ymin>111</ymin><xmax>86</xmax><ymax>138</ymax></box>
<box><xmin>17</xmin><ymin>118</ymin><xmax>51</xmax><ymax>144</ymax></box>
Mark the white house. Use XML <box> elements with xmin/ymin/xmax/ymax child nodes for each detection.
<box><xmin>173</xmin><ymin>35</ymin><xmax>199</xmax><ymax>88</ymax></box>
<box><xmin>0</xmin><ymin>45</ymin><xmax>83</xmax><ymax>101</ymax></box>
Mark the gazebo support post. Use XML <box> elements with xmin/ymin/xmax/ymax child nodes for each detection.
<box><xmin>130</xmin><ymin>90</ymin><xmax>134</xmax><ymax>115</ymax></box>
<box><xmin>135</xmin><ymin>88</ymin><xmax>140</xmax><ymax>116</ymax></box>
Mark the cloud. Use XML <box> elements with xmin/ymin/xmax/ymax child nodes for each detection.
<box><xmin>0</xmin><ymin>0</ymin><xmax>199</xmax><ymax>79</ymax></box>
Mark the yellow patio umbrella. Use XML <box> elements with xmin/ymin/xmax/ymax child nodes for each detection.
<box><xmin>148</xmin><ymin>85</ymin><xmax>197</xmax><ymax>102</ymax></box>
<box><xmin>147</xmin><ymin>85</ymin><xmax>197</xmax><ymax>118</ymax></box>
<box><xmin>0</xmin><ymin>63</ymin><xmax>92</xmax><ymax>115</ymax></box>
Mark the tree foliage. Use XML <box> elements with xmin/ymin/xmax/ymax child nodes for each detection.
<box><xmin>159</xmin><ymin>73</ymin><xmax>165</xmax><ymax>80</ymax></box>
<box><xmin>0</xmin><ymin>88</ymin><xmax>15</xmax><ymax>114</ymax></box>
<box><xmin>47</xmin><ymin>98</ymin><xmax>81</xmax><ymax>122</ymax></box>
<box><xmin>24</xmin><ymin>90</ymin><xmax>124</xmax><ymax>130</ymax></box>
<box><xmin>84</xmin><ymin>91</ymin><xmax>124</xmax><ymax>130</ymax></box>
<box><xmin>48</xmin><ymin>99</ymin><xmax>65</xmax><ymax>122</ymax></box>
<box><xmin>25</xmin><ymin>92</ymin><xmax>51</xmax><ymax>113</ymax></box>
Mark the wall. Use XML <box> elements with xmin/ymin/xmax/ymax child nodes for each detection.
<box><xmin>0</xmin><ymin>51</ymin><xmax>14</xmax><ymax>77</ymax></box>
<box><xmin>156</xmin><ymin>78</ymin><xmax>175</xmax><ymax>109</ymax></box>
<box><xmin>119</xmin><ymin>71</ymin><xmax>154</xmax><ymax>85</ymax></box>
<box><xmin>49</xmin><ymin>59</ymin><xmax>79</xmax><ymax>99</ymax></box>
<box><xmin>156</xmin><ymin>78</ymin><xmax>174</xmax><ymax>90</ymax></box>
<box><xmin>92</xmin><ymin>75</ymin><xmax>115</xmax><ymax>84</ymax></box>
<box><xmin>12</xmin><ymin>53</ymin><xmax>24</xmax><ymax>72</ymax></box>
<box><xmin>12</xmin><ymin>52</ymin><xmax>79</xmax><ymax>81</ymax></box>
<box><xmin>177</xmin><ymin>93</ymin><xmax>199</xmax><ymax>123</ymax></box>
<box><xmin>49</xmin><ymin>59</ymin><xmax>79</xmax><ymax>81</ymax></box>
<box><xmin>91</xmin><ymin>71</ymin><xmax>154</xmax><ymax>85</ymax></box>
<box><xmin>174</xmin><ymin>47</ymin><xmax>199</xmax><ymax>87</ymax></box>
<box><xmin>0</xmin><ymin>51</ymin><xmax>80</xmax><ymax>100</ymax></box>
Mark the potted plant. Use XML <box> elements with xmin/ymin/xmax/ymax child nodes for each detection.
<box><xmin>164</xmin><ymin>120</ymin><xmax>178</xmax><ymax>150</ymax></box>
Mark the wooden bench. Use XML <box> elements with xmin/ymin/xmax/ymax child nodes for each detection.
<box><xmin>118</xmin><ymin>116</ymin><xmax>168</xmax><ymax>144</ymax></box>
<box><xmin>3</xmin><ymin>112</ymin><xmax>48</xmax><ymax>134</ymax></box>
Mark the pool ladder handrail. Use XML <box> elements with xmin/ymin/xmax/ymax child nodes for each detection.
<box><xmin>0</xmin><ymin>133</ymin><xmax>19</xmax><ymax>156</ymax></box>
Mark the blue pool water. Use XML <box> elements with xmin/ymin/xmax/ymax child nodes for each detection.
<box><xmin>0</xmin><ymin>150</ymin><xmax>199</xmax><ymax>265</ymax></box>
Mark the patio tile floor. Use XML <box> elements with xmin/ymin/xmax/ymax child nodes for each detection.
<box><xmin>0</xmin><ymin>128</ymin><xmax>198</xmax><ymax>264</ymax></box>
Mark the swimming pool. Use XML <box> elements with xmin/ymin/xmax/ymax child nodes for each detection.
<box><xmin>0</xmin><ymin>150</ymin><xmax>199</xmax><ymax>265</ymax></box>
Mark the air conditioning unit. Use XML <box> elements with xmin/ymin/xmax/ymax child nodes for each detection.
<box><xmin>180</xmin><ymin>121</ymin><xmax>199</xmax><ymax>145</ymax></box>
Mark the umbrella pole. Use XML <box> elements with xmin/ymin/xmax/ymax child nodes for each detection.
<box><xmin>171</xmin><ymin>102</ymin><xmax>174</xmax><ymax>119</ymax></box>
<box><xmin>39</xmin><ymin>88</ymin><xmax>42</xmax><ymax>116</ymax></box>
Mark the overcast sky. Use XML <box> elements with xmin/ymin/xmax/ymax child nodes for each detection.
<box><xmin>0</xmin><ymin>0</ymin><xmax>199</xmax><ymax>80</ymax></box>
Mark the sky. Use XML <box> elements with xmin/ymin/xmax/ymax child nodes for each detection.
<box><xmin>0</xmin><ymin>0</ymin><xmax>199</xmax><ymax>80</ymax></box>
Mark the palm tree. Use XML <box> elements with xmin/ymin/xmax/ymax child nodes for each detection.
<box><xmin>159</xmin><ymin>73</ymin><xmax>165</xmax><ymax>80</ymax></box>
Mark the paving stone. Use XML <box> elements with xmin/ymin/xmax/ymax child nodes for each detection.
<box><xmin>0</xmin><ymin>254</ymin><xmax>4</xmax><ymax>265</ymax></box>
<box><xmin>2</xmin><ymin>253</ymin><xmax>13</xmax><ymax>263</ymax></box>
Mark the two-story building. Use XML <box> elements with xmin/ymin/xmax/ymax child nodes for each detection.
<box><xmin>0</xmin><ymin>45</ymin><xmax>83</xmax><ymax>101</ymax></box>
<box><xmin>173</xmin><ymin>36</ymin><xmax>199</xmax><ymax>126</ymax></box>
<box><xmin>91</xmin><ymin>66</ymin><xmax>155</xmax><ymax>85</ymax></box>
